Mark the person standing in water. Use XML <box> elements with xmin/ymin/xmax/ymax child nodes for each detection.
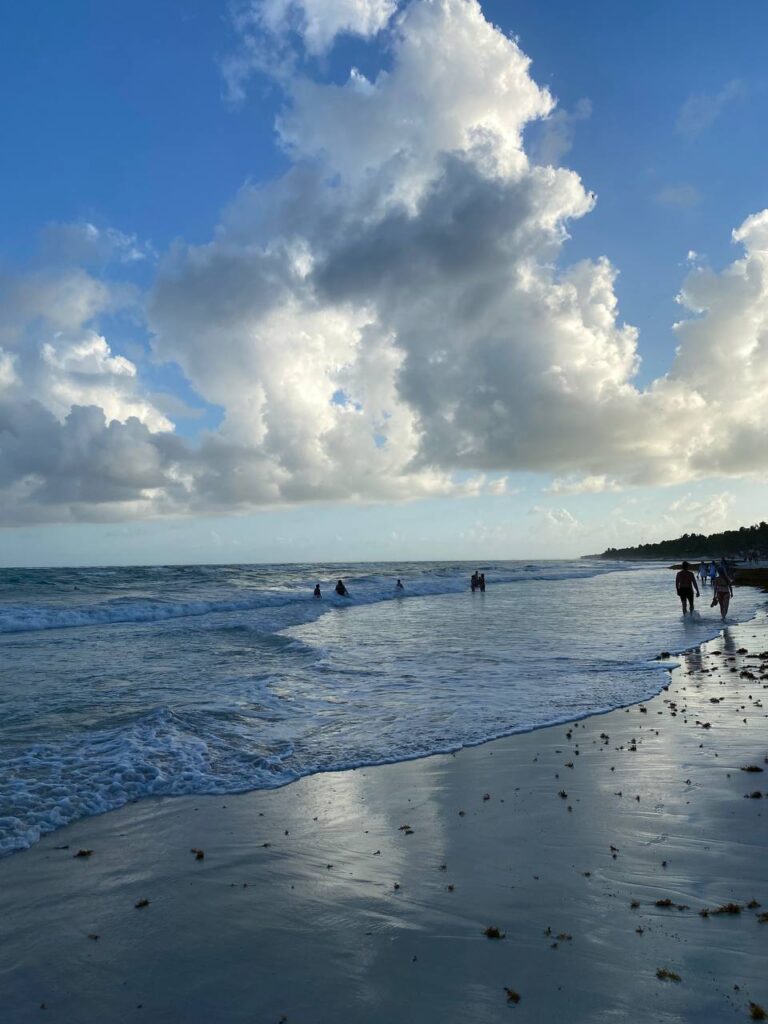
<box><xmin>479</xmin><ymin>573</ymin><xmax>486</xmax><ymax>592</ymax></box>
<box><xmin>335</xmin><ymin>579</ymin><xmax>349</xmax><ymax>597</ymax></box>
<box><xmin>675</xmin><ymin>560</ymin><xmax>699</xmax><ymax>615</ymax></box>
<box><xmin>470</xmin><ymin>572</ymin><xmax>479</xmax><ymax>592</ymax></box>
<box><xmin>711</xmin><ymin>570</ymin><xmax>733</xmax><ymax>619</ymax></box>
<box><xmin>395</xmin><ymin>579</ymin><xmax>404</xmax><ymax>591</ymax></box>
<box><xmin>313</xmin><ymin>584</ymin><xmax>322</xmax><ymax>598</ymax></box>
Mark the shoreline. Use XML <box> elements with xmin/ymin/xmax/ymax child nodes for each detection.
<box><xmin>4</xmin><ymin>596</ymin><xmax>764</xmax><ymax>860</ymax></box>
<box><xmin>2</xmin><ymin>616</ymin><xmax>767</xmax><ymax>1021</ymax></box>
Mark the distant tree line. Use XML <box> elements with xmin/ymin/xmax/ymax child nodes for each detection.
<box><xmin>595</xmin><ymin>522</ymin><xmax>768</xmax><ymax>560</ymax></box>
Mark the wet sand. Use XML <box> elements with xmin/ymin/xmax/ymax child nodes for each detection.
<box><xmin>1</xmin><ymin>615</ymin><xmax>767</xmax><ymax>1023</ymax></box>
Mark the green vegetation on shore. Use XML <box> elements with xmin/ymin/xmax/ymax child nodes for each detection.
<box><xmin>593</xmin><ymin>522</ymin><xmax>768</xmax><ymax>561</ymax></box>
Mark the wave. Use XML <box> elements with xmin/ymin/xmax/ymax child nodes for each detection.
<box><xmin>0</xmin><ymin>562</ymin><xmax>628</xmax><ymax>635</ymax></box>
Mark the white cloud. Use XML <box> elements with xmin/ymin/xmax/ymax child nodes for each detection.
<box><xmin>676</xmin><ymin>79</ymin><xmax>745</xmax><ymax>139</ymax></box>
<box><xmin>528</xmin><ymin>504</ymin><xmax>581</xmax><ymax>533</ymax></box>
<box><xmin>547</xmin><ymin>475</ymin><xmax>621</xmax><ymax>495</ymax></box>
<box><xmin>223</xmin><ymin>0</ymin><xmax>399</xmax><ymax>98</ymax></box>
<box><xmin>0</xmin><ymin>252</ymin><xmax>181</xmax><ymax>524</ymax></box>
<box><xmin>3</xmin><ymin>1</ymin><xmax>768</xmax><ymax>527</ymax></box>
<box><xmin>661</xmin><ymin>491</ymin><xmax>734</xmax><ymax>534</ymax></box>
<box><xmin>40</xmin><ymin>222</ymin><xmax>154</xmax><ymax>266</ymax></box>
<box><xmin>267</xmin><ymin>0</ymin><xmax>398</xmax><ymax>53</ymax></box>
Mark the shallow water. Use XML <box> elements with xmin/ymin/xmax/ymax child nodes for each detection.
<box><xmin>0</xmin><ymin>560</ymin><xmax>764</xmax><ymax>854</ymax></box>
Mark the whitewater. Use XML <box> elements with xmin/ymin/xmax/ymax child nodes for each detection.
<box><xmin>1</xmin><ymin>560</ymin><xmax>765</xmax><ymax>855</ymax></box>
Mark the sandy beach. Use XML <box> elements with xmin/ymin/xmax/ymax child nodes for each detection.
<box><xmin>2</xmin><ymin>613</ymin><xmax>767</xmax><ymax>1023</ymax></box>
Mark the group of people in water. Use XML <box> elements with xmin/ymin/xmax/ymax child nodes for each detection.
<box><xmin>312</xmin><ymin>572</ymin><xmax>492</xmax><ymax>599</ymax></box>
<box><xmin>675</xmin><ymin>559</ymin><xmax>734</xmax><ymax>619</ymax></box>
<box><xmin>312</xmin><ymin>578</ymin><xmax>404</xmax><ymax>599</ymax></box>
<box><xmin>470</xmin><ymin>571</ymin><xmax>486</xmax><ymax>592</ymax></box>
<box><xmin>310</xmin><ymin>562</ymin><xmax>739</xmax><ymax>620</ymax></box>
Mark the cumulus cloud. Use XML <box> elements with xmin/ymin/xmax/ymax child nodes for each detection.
<box><xmin>3</xmin><ymin>0</ymin><xmax>768</xmax><ymax>526</ymax></box>
<box><xmin>0</xmin><ymin>255</ymin><xmax>181</xmax><ymax>524</ymax></box>
<box><xmin>223</xmin><ymin>0</ymin><xmax>399</xmax><ymax>98</ymax></box>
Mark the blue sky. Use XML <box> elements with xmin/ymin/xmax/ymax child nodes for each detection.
<box><xmin>1</xmin><ymin>0</ymin><xmax>767</xmax><ymax>566</ymax></box>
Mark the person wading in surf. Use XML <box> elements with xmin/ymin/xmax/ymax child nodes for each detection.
<box><xmin>711</xmin><ymin>570</ymin><xmax>733</xmax><ymax>620</ymax></box>
<box><xmin>675</xmin><ymin>560</ymin><xmax>699</xmax><ymax>616</ymax></box>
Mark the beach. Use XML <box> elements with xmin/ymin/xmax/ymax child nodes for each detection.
<box><xmin>2</xmin><ymin>612</ymin><xmax>767</xmax><ymax>1023</ymax></box>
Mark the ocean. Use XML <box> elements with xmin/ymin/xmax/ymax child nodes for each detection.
<box><xmin>1</xmin><ymin>560</ymin><xmax>765</xmax><ymax>856</ymax></box>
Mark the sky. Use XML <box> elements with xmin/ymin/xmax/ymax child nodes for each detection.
<box><xmin>1</xmin><ymin>0</ymin><xmax>767</xmax><ymax>567</ymax></box>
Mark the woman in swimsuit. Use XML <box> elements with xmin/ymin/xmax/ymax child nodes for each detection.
<box><xmin>711</xmin><ymin>571</ymin><xmax>733</xmax><ymax>620</ymax></box>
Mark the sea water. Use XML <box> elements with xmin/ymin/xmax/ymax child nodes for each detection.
<box><xmin>0</xmin><ymin>560</ymin><xmax>765</xmax><ymax>855</ymax></box>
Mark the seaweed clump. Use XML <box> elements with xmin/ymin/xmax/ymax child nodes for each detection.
<box><xmin>656</xmin><ymin>968</ymin><xmax>682</xmax><ymax>982</ymax></box>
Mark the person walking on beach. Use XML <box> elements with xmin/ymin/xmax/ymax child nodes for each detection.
<box><xmin>675</xmin><ymin>560</ymin><xmax>699</xmax><ymax>615</ymax></box>
<box><xmin>709</xmin><ymin>561</ymin><xmax>717</xmax><ymax>586</ymax></box>
<box><xmin>711</xmin><ymin>570</ymin><xmax>733</xmax><ymax>620</ymax></box>
<box><xmin>335</xmin><ymin>579</ymin><xmax>349</xmax><ymax>597</ymax></box>
<box><xmin>699</xmin><ymin>561</ymin><xmax>709</xmax><ymax>586</ymax></box>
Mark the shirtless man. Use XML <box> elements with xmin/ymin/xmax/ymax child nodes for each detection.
<box><xmin>675</xmin><ymin>560</ymin><xmax>699</xmax><ymax>615</ymax></box>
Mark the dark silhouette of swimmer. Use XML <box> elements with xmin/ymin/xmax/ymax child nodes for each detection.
<box><xmin>479</xmin><ymin>573</ymin><xmax>486</xmax><ymax>592</ymax></box>
<box><xmin>395</xmin><ymin>579</ymin><xmax>404</xmax><ymax>590</ymax></box>
<box><xmin>335</xmin><ymin>579</ymin><xmax>349</xmax><ymax>597</ymax></box>
<box><xmin>675</xmin><ymin>560</ymin><xmax>699</xmax><ymax>615</ymax></box>
<box><xmin>471</xmin><ymin>571</ymin><xmax>479</xmax><ymax>592</ymax></box>
<box><xmin>313</xmin><ymin>584</ymin><xmax>322</xmax><ymax>598</ymax></box>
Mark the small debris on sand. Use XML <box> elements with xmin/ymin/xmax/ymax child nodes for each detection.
<box><xmin>73</xmin><ymin>849</ymin><xmax>93</xmax><ymax>858</ymax></box>
<box><xmin>134</xmin><ymin>898</ymin><xmax>150</xmax><ymax>909</ymax></box>
<box><xmin>655</xmin><ymin>899</ymin><xmax>689</xmax><ymax>911</ymax></box>
<box><xmin>656</xmin><ymin>967</ymin><xmax>682</xmax><ymax>982</ymax></box>
<box><xmin>484</xmin><ymin>926</ymin><xmax>505</xmax><ymax>939</ymax></box>
<box><xmin>504</xmin><ymin>988</ymin><xmax>521</xmax><ymax>1004</ymax></box>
